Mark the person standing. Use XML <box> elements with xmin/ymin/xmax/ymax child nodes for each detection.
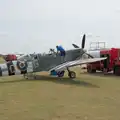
<box><xmin>56</xmin><ymin>45</ymin><xmax>66</xmax><ymax>56</ymax></box>
<box><xmin>56</xmin><ymin>45</ymin><xmax>66</xmax><ymax>63</ymax></box>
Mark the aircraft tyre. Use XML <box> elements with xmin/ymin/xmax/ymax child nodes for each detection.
<box><xmin>57</xmin><ymin>71</ymin><xmax>65</xmax><ymax>77</ymax></box>
<box><xmin>68</xmin><ymin>71</ymin><xmax>76</xmax><ymax>78</ymax></box>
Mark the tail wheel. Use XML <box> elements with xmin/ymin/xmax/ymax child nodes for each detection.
<box><xmin>68</xmin><ymin>71</ymin><xmax>76</xmax><ymax>78</ymax></box>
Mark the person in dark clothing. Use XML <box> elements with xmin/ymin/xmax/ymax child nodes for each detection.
<box><xmin>103</xmin><ymin>54</ymin><xmax>109</xmax><ymax>74</ymax></box>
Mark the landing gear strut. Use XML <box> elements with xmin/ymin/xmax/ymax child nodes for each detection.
<box><xmin>67</xmin><ymin>67</ymin><xmax>76</xmax><ymax>78</ymax></box>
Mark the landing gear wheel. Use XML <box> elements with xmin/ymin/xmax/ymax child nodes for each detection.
<box><xmin>68</xmin><ymin>71</ymin><xmax>76</xmax><ymax>78</ymax></box>
<box><xmin>57</xmin><ymin>71</ymin><xmax>65</xmax><ymax>77</ymax></box>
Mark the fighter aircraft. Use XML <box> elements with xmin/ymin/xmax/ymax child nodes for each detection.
<box><xmin>0</xmin><ymin>34</ymin><xmax>107</xmax><ymax>79</ymax></box>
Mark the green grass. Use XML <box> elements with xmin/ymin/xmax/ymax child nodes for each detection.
<box><xmin>0</xmin><ymin>56</ymin><xmax>5</xmax><ymax>63</ymax></box>
<box><xmin>0</xmin><ymin>68</ymin><xmax>120</xmax><ymax>120</ymax></box>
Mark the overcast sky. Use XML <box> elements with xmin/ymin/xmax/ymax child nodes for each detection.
<box><xmin>0</xmin><ymin>0</ymin><xmax>120</xmax><ymax>54</ymax></box>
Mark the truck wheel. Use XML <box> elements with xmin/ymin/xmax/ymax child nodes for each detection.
<box><xmin>87</xmin><ymin>67</ymin><xmax>90</xmax><ymax>73</ymax></box>
<box><xmin>92</xmin><ymin>69</ymin><xmax>96</xmax><ymax>73</ymax></box>
<box><xmin>87</xmin><ymin>67</ymin><xmax>92</xmax><ymax>73</ymax></box>
<box><xmin>114</xmin><ymin>66</ymin><xmax>120</xmax><ymax>76</ymax></box>
<box><xmin>87</xmin><ymin>67</ymin><xmax>96</xmax><ymax>73</ymax></box>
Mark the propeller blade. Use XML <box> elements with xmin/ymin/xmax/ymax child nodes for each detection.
<box><xmin>81</xmin><ymin>34</ymin><xmax>86</xmax><ymax>49</ymax></box>
<box><xmin>72</xmin><ymin>34</ymin><xmax>86</xmax><ymax>49</ymax></box>
<box><xmin>84</xmin><ymin>52</ymin><xmax>94</xmax><ymax>58</ymax></box>
<box><xmin>72</xmin><ymin>44</ymin><xmax>80</xmax><ymax>48</ymax></box>
<box><xmin>72</xmin><ymin>34</ymin><xmax>94</xmax><ymax>59</ymax></box>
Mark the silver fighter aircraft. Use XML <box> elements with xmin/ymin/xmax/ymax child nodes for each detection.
<box><xmin>0</xmin><ymin>34</ymin><xmax>106</xmax><ymax>79</ymax></box>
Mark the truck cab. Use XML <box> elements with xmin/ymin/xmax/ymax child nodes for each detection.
<box><xmin>4</xmin><ymin>54</ymin><xmax>17</xmax><ymax>62</ymax></box>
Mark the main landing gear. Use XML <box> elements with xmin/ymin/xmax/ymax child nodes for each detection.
<box><xmin>57</xmin><ymin>70</ymin><xmax>76</xmax><ymax>78</ymax></box>
<box><xmin>67</xmin><ymin>67</ymin><xmax>76</xmax><ymax>79</ymax></box>
<box><xmin>57</xmin><ymin>71</ymin><xmax>65</xmax><ymax>77</ymax></box>
<box><xmin>51</xmin><ymin>68</ymin><xmax>76</xmax><ymax>79</ymax></box>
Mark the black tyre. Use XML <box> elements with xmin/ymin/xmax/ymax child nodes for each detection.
<box><xmin>68</xmin><ymin>71</ymin><xmax>76</xmax><ymax>78</ymax></box>
<box><xmin>91</xmin><ymin>69</ymin><xmax>96</xmax><ymax>73</ymax></box>
<box><xmin>57</xmin><ymin>71</ymin><xmax>65</xmax><ymax>77</ymax></box>
<box><xmin>114</xmin><ymin>66</ymin><xmax>120</xmax><ymax>76</ymax></box>
<box><xmin>87</xmin><ymin>67</ymin><xmax>96</xmax><ymax>73</ymax></box>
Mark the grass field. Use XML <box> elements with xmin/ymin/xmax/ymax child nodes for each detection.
<box><xmin>0</xmin><ymin>68</ymin><xmax>120</xmax><ymax>120</ymax></box>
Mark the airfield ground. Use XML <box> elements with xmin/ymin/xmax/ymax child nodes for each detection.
<box><xmin>0</xmin><ymin>67</ymin><xmax>120</xmax><ymax>120</ymax></box>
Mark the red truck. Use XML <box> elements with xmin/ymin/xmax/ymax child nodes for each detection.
<box><xmin>4</xmin><ymin>54</ymin><xmax>17</xmax><ymax>62</ymax></box>
<box><xmin>87</xmin><ymin>48</ymin><xmax>120</xmax><ymax>75</ymax></box>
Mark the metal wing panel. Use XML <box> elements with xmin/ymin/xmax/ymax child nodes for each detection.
<box><xmin>49</xmin><ymin>61</ymin><xmax>70</xmax><ymax>71</ymax></box>
<box><xmin>69</xmin><ymin>57</ymin><xmax>107</xmax><ymax>67</ymax></box>
<box><xmin>55</xmin><ymin>60</ymin><xmax>79</xmax><ymax>71</ymax></box>
<box><xmin>50</xmin><ymin>57</ymin><xmax>107</xmax><ymax>72</ymax></box>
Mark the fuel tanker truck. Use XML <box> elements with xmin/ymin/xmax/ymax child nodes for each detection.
<box><xmin>87</xmin><ymin>47</ymin><xmax>120</xmax><ymax>75</ymax></box>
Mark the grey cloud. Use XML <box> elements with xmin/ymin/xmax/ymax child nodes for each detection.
<box><xmin>0</xmin><ymin>0</ymin><xmax>120</xmax><ymax>54</ymax></box>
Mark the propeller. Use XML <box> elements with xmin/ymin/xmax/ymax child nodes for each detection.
<box><xmin>81</xmin><ymin>34</ymin><xmax>85</xmax><ymax>49</ymax></box>
<box><xmin>72</xmin><ymin>44</ymin><xmax>79</xmax><ymax>48</ymax></box>
<box><xmin>72</xmin><ymin>34</ymin><xmax>86</xmax><ymax>49</ymax></box>
<box><xmin>72</xmin><ymin>34</ymin><xmax>94</xmax><ymax>58</ymax></box>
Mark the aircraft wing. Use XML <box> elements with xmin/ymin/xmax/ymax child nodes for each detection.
<box><xmin>49</xmin><ymin>57</ymin><xmax>107</xmax><ymax>72</ymax></box>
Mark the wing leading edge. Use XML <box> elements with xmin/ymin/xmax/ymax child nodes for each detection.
<box><xmin>49</xmin><ymin>57</ymin><xmax>107</xmax><ymax>72</ymax></box>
